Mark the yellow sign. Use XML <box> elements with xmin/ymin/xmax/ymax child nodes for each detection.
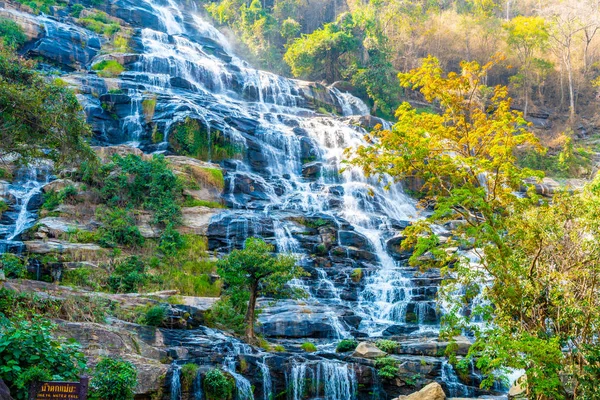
<box><xmin>29</xmin><ymin>378</ymin><xmax>88</xmax><ymax>400</ymax></box>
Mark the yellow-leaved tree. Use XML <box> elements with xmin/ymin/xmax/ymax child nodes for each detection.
<box><xmin>346</xmin><ymin>55</ymin><xmax>600</xmax><ymax>398</ymax></box>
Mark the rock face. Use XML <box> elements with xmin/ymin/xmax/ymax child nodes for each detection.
<box><xmin>352</xmin><ymin>342</ymin><xmax>387</xmax><ymax>359</ymax></box>
<box><xmin>0</xmin><ymin>379</ymin><xmax>13</xmax><ymax>400</ymax></box>
<box><xmin>398</xmin><ymin>382</ymin><xmax>447</xmax><ymax>400</ymax></box>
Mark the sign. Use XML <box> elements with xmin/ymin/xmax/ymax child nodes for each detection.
<box><xmin>29</xmin><ymin>377</ymin><xmax>88</xmax><ymax>400</ymax></box>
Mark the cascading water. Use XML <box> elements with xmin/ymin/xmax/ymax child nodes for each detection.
<box><xmin>258</xmin><ymin>357</ymin><xmax>273</xmax><ymax>400</ymax></box>
<box><xmin>170</xmin><ymin>364</ymin><xmax>182</xmax><ymax>400</ymax></box>
<box><xmin>287</xmin><ymin>360</ymin><xmax>357</xmax><ymax>400</ymax></box>
<box><xmin>0</xmin><ymin>164</ymin><xmax>52</xmax><ymax>253</ymax></box>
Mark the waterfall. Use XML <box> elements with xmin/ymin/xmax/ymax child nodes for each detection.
<box><xmin>440</xmin><ymin>360</ymin><xmax>475</xmax><ymax>397</ymax></box>
<box><xmin>193</xmin><ymin>369</ymin><xmax>204</xmax><ymax>400</ymax></box>
<box><xmin>259</xmin><ymin>357</ymin><xmax>272</xmax><ymax>400</ymax></box>
<box><xmin>0</xmin><ymin>164</ymin><xmax>52</xmax><ymax>253</ymax></box>
<box><xmin>222</xmin><ymin>342</ymin><xmax>255</xmax><ymax>400</ymax></box>
<box><xmin>170</xmin><ymin>365</ymin><xmax>182</xmax><ymax>400</ymax></box>
<box><xmin>287</xmin><ymin>360</ymin><xmax>357</xmax><ymax>400</ymax></box>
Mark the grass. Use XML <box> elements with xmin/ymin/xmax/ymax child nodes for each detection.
<box><xmin>301</xmin><ymin>342</ymin><xmax>317</xmax><ymax>352</ymax></box>
<box><xmin>182</xmin><ymin>197</ymin><xmax>225</xmax><ymax>208</ymax></box>
<box><xmin>92</xmin><ymin>60</ymin><xmax>125</xmax><ymax>78</ymax></box>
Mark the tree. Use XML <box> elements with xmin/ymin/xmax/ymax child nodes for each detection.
<box><xmin>504</xmin><ymin>16</ymin><xmax>549</xmax><ymax>117</ymax></box>
<box><xmin>0</xmin><ymin>44</ymin><xmax>94</xmax><ymax>166</ymax></box>
<box><xmin>216</xmin><ymin>237</ymin><xmax>306</xmax><ymax>343</ymax></box>
<box><xmin>0</xmin><ymin>318</ymin><xmax>86</xmax><ymax>400</ymax></box>
<box><xmin>346</xmin><ymin>55</ymin><xmax>600</xmax><ymax>397</ymax></box>
<box><xmin>284</xmin><ymin>13</ymin><xmax>359</xmax><ymax>82</ymax></box>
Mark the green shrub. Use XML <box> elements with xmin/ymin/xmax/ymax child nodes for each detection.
<box><xmin>90</xmin><ymin>358</ymin><xmax>137</xmax><ymax>400</ymax></box>
<box><xmin>205</xmin><ymin>297</ymin><xmax>245</xmax><ymax>335</ymax></box>
<box><xmin>0</xmin><ymin>253</ymin><xmax>26</xmax><ymax>278</ymax></box>
<box><xmin>336</xmin><ymin>339</ymin><xmax>358</xmax><ymax>353</ymax></box>
<box><xmin>70</xmin><ymin>4</ymin><xmax>85</xmax><ymax>17</ymax></box>
<box><xmin>181</xmin><ymin>363</ymin><xmax>199</xmax><ymax>391</ymax></box>
<box><xmin>143</xmin><ymin>305</ymin><xmax>166</xmax><ymax>326</ymax></box>
<box><xmin>41</xmin><ymin>185</ymin><xmax>79</xmax><ymax>211</ymax></box>
<box><xmin>273</xmin><ymin>344</ymin><xmax>285</xmax><ymax>352</ymax></box>
<box><xmin>203</xmin><ymin>368</ymin><xmax>233</xmax><ymax>400</ymax></box>
<box><xmin>301</xmin><ymin>342</ymin><xmax>317</xmax><ymax>352</ymax></box>
<box><xmin>351</xmin><ymin>268</ymin><xmax>362</xmax><ymax>282</ymax></box>
<box><xmin>0</xmin><ymin>17</ymin><xmax>26</xmax><ymax>48</ymax></box>
<box><xmin>13</xmin><ymin>0</ymin><xmax>57</xmax><ymax>14</ymax></box>
<box><xmin>79</xmin><ymin>11</ymin><xmax>121</xmax><ymax>36</ymax></box>
<box><xmin>375</xmin><ymin>339</ymin><xmax>399</xmax><ymax>353</ymax></box>
<box><xmin>142</xmin><ymin>97</ymin><xmax>157</xmax><ymax>123</ymax></box>
<box><xmin>169</xmin><ymin>118</ymin><xmax>243</xmax><ymax>162</ymax></box>
<box><xmin>92</xmin><ymin>59</ymin><xmax>125</xmax><ymax>77</ymax></box>
<box><xmin>374</xmin><ymin>356</ymin><xmax>398</xmax><ymax>380</ymax></box>
<box><xmin>182</xmin><ymin>197</ymin><xmax>225</xmax><ymax>208</ymax></box>
<box><xmin>108</xmin><ymin>256</ymin><xmax>153</xmax><ymax>293</ymax></box>
<box><xmin>0</xmin><ymin>318</ymin><xmax>86</xmax><ymax>400</ymax></box>
<box><xmin>158</xmin><ymin>223</ymin><xmax>184</xmax><ymax>257</ymax></box>
<box><xmin>97</xmin><ymin>207</ymin><xmax>145</xmax><ymax>248</ymax></box>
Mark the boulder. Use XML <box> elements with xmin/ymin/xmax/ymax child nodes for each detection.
<box><xmin>508</xmin><ymin>375</ymin><xmax>527</xmax><ymax>399</ymax></box>
<box><xmin>92</xmin><ymin>145</ymin><xmax>147</xmax><ymax>163</ymax></box>
<box><xmin>180</xmin><ymin>207</ymin><xmax>221</xmax><ymax>235</ymax></box>
<box><xmin>23</xmin><ymin>240</ymin><xmax>107</xmax><ymax>262</ymax></box>
<box><xmin>396</xmin><ymin>382</ymin><xmax>446</xmax><ymax>400</ymax></box>
<box><xmin>0</xmin><ymin>378</ymin><xmax>12</xmax><ymax>400</ymax></box>
<box><xmin>352</xmin><ymin>342</ymin><xmax>387</xmax><ymax>359</ymax></box>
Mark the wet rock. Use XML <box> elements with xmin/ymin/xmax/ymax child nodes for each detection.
<box><xmin>387</xmin><ymin>236</ymin><xmax>412</xmax><ymax>260</ymax></box>
<box><xmin>302</xmin><ymin>161</ymin><xmax>323</xmax><ymax>179</ymax></box>
<box><xmin>0</xmin><ymin>379</ymin><xmax>13</xmax><ymax>400</ymax></box>
<box><xmin>33</xmin><ymin>217</ymin><xmax>93</xmax><ymax>239</ymax></box>
<box><xmin>352</xmin><ymin>342</ymin><xmax>386</xmax><ymax>359</ymax></box>
<box><xmin>396</xmin><ymin>382</ymin><xmax>446</xmax><ymax>400</ymax></box>
<box><xmin>339</xmin><ymin>230</ymin><xmax>371</xmax><ymax>249</ymax></box>
<box><xmin>382</xmin><ymin>324</ymin><xmax>420</xmax><ymax>336</ymax></box>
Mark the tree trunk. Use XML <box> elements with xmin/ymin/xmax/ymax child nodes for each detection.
<box><xmin>244</xmin><ymin>280</ymin><xmax>259</xmax><ymax>344</ymax></box>
<box><xmin>564</xmin><ymin>50</ymin><xmax>576</xmax><ymax>120</ymax></box>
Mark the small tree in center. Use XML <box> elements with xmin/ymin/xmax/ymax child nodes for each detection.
<box><xmin>217</xmin><ymin>237</ymin><xmax>306</xmax><ymax>344</ymax></box>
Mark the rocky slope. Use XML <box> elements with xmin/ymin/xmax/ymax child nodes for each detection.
<box><xmin>0</xmin><ymin>0</ymin><xmax>509</xmax><ymax>398</ymax></box>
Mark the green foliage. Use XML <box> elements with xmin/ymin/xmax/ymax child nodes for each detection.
<box><xmin>217</xmin><ymin>237</ymin><xmax>306</xmax><ymax>340</ymax></box>
<box><xmin>170</xmin><ymin>118</ymin><xmax>243</xmax><ymax>162</ymax></box>
<box><xmin>517</xmin><ymin>135</ymin><xmax>593</xmax><ymax>178</ymax></box>
<box><xmin>0</xmin><ymin>45</ymin><xmax>93</xmax><ymax>166</ymax></box>
<box><xmin>0</xmin><ymin>17</ymin><xmax>27</xmax><ymax>48</ymax></box>
<box><xmin>92</xmin><ymin>59</ymin><xmax>125</xmax><ymax>77</ymax></box>
<box><xmin>206</xmin><ymin>296</ymin><xmax>245</xmax><ymax>335</ymax></box>
<box><xmin>143</xmin><ymin>305</ymin><xmax>166</xmax><ymax>327</ymax></box>
<box><xmin>350</xmin><ymin>268</ymin><xmax>362</xmax><ymax>282</ymax></box>
<box><xmin>0</xmin><ymin>318</ymin><xmax>86</xmax><ymax>400</ymax></box>
<box><xmin>181</xmin><ymin>363</ymin><xmax>199</xmax><ymax>391</ymax></box>
<box><xmin>336</xmin><ymin>339</ymin><xmax>358</xmax><ymax>353</ymax></box>
<box><xmin>70</xmin><ymin>4</ymin><xmax>85</xmax><ymax>17</ymax></box>
<box><xmin>158</xmin><ymin>223</ymin><xmax>184</xmax><ymax>257</ymax></box>
<box><xmin>90</xmin><ymin>358</ymin><xmax>137</xmax><ymax>400</ymax></box>
<box><xmin>79</xmin><ymin>11</ymin><xmax>121</xmax><ymax>36</ymax></box>
<box><xmin>97</xmin><ymin>207</ymin><xmax>145</xmax><ymax>248</ymax></box>
<box><xmin>41</xmin><ymin>185</ymin><xmax>78</xmax><ymax>211</ymax></box>
<box><xmin>182</xmin><ymin>197</ymin><xmax>225</xmax><ymax>208</ymax></box>
<box><xmin>61</xmin><ymin>266</ymin><xmax>107</xmax><ymax>291</ymax></box>
<box><xmin>142</xmin><ymin>97</ymin><xmax>157</xmax><ymax>123</ymax></box>
<box><xmin>12</xmin><ymin>0</ymin><xmax>57</xmax><ymax>14</ymax></box>
<box><xmin>301</xmin><ymin>342</ymin><xmax>317</xmax><ymax>352</ymax></box>
<box><xmin>203</xmin><ymin>368</ymin><xmax>234</xmax><ymax>400</ymax></box>
<box><xmin>375</xmin><ymin>339</ymin><xmax>399</xmax><ymax>353</ymax></box>
<box><xmin>284</xmin><ymin>13</ymin><xmax>359</xmax><ymax>82</ymax></box>
<box><xmin>0</xmin><ymin>253</ymin><xmax>26</xmax><ymax>279</ymax></box>
<box><xmin>374</xmin><ymin>357</ymin><xmax>398</xmax><ymax>380</ymax></box>
<box><xmin>0</xmin><ymin>200</ymin><xmax>8</xmax><ymax>217</ymax></box>
<box><xmin>108</xmin><ymin>256</ymin><xmax>153</xmax><ymax>293</ymax></box>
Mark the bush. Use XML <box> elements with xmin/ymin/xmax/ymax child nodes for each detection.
<box><xmin>92</xmin><ymin>59</ymin><xmax>125</xmax><ymax>77</ymax></box>
<box><xmin>301</xmin><ymin>342</ymin><xmax>317</xmax><ymax>352</ymax></box>
<box><xmin>375</xmin><ymin>357</ymin><xmax>399</xmax><ymax>380</ymax></box>
<box><xmin>0</xmin><ymin>318</ymin><xmax>86</xmax><ymax>400</ymax></box>
<box><xmin>41</xmin><ymin>185</ymin><xmax>79</xmax><ymax>211</ymax></box>
<box><xmin>158</xmin><ymin>223</ymin><xmax>184</xmax><ymax>257</ymax></box>
<box><xmin>182</xmin><ymin>197</ymin><xmax>225</xmax><ymax>208</ymax></box>
<box><xmin>375</xmin><ymin>339</ymin><xmax>399</xmax><ymax>353</ymax></box>
<box><xmin>0</xmin><ymin>17</ymin><xmax>26</xmax><ymax>48</ymax></box>
<box><xmin>273</xmin><ymin>344</ymin><xmax>285</xmax><ymax>352</ymax></box>
<box><xmin>79</xmin><ymin>12</ymin><xmax>121</xmax><ymax>36</ymax></box>
<box><xmin>108</xmin><ymin>256</ymin><xmax>152</xmax><ymax>293</ymax></box>
<box><xmin>90</xmin><ymin>358</ymin><xmax>137</xmax><ymax>400</ymax></box>
<box><xmin>70</xmin><ymin>4</ymin><xmax>85</xmax><ymax>17</ymax></box>
<box><xmin>336</xmin><ymin>339</ymin><xmax>358</xmax><ymax>353</ymax></box>
<box><xmin>0</xmin><ymin>253</ymin><xmax>27</xmax><ymax>278</ymax></box>
<box><xmin>205</xmin><ymin>297</ymin><xmax>245</xmax><ymax>335</ymax></box>
<box><xmin>203</xmin><ymin>368</ymin><xmax>233</xmax><ymax>400</ymax></box>
<box><xmin>181</xmin><ymin>363</ymin><xmax>199</xmax><ymax>391</ymax></box>
<box><xmin>97</xmin><ymin>207</ymin><xmax>145</xmax><ymax>248</ymax></box>
<box><xmin>143</xmin><ymin>305</ymin><xmax>166</xmax><ymax>326</ymax></box>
